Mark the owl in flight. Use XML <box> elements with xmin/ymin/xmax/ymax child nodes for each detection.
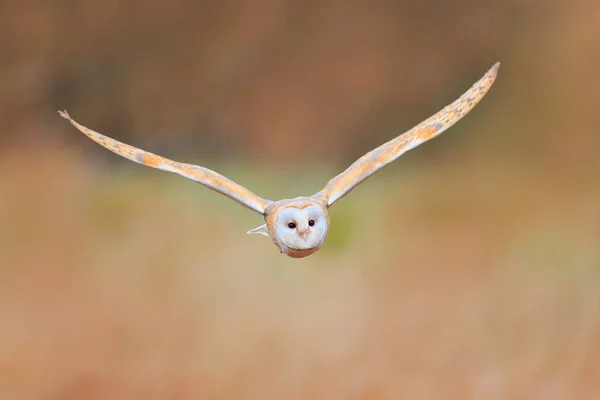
<box><xmin>60</xmin><ymin>62</ymin><xmax>499</xmax><ymax>258</ymax></box>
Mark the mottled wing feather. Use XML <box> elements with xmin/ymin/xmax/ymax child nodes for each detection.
<box><xmin>314</xmin><ymin>62</ymin><xmax>500</xmax><ymax>206</ymax></box>
<box><xmin>59</xmin><ymin>111</ymin><xmax>273</xmax><ymax>214</ymax></box>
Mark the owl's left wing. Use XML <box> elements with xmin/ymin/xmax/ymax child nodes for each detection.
<box><xmin>313</xmin><ymin>62</ymin><xmax>499</xmax><ymax>207</ymax></box>
<box><xmin>59</xmin><ymin>111</ymin><xmax>273</xmax><ymax>215</ymax></box>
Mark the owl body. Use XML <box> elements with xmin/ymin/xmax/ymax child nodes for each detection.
<box><xmin>60</xmin><ymin>63</ymin><xmax>499</xmax><ymax>258</ymax></box>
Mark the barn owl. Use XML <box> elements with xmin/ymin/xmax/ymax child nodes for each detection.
<box><xmin>60</xmin><ymin>62</ymin><xmax>499</xmax><ymax>258</ymax></box>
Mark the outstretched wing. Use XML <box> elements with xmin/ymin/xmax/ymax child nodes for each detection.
<box><xmin>313</xmin><ymin>62</ymin><xmax>499</xmax><ymax>206</ymax></box>
<box><xmin>59</xmin><ymin>111</ymin><xmax>273</xmax><ymax>215</ymax></box>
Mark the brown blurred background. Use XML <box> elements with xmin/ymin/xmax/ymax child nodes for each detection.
<box><xmin>1</xmin><ymin>0</ymin><xmax>600</xmax><ymax>398</ymax></box>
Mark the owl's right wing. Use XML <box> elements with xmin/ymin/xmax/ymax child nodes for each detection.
<box><xmin>60</xmin><ymin>111</ymin><xmax>273</xmax><ymax>215</ymax></box>
<box><xmin>313</xmin><ymin>62</ymin><xmax>499</xmax><ymax>207</ymax></box>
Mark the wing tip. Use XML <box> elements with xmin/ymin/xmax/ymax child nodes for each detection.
<box><xmin>58</xmin><ymin>110</ymin><xmax>72</xmax><ymax>121</ymax></box>
<box><xmin>488</xmin><ymin>62</ymin><xmax>500</xmax><ymax>79</ymax></box>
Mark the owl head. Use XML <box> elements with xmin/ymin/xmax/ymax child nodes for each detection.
<box><xmin>258</xmin><ymin>197</ymin><xmax>329</xmax><ymax>258</ymax></box>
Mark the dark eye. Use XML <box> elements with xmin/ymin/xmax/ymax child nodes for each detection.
<box><xmin>287</xmin><ymin>222</ymin><xmax>296</xmax><ymax>229</ymax></box>
<box><xmin>308</xmin><ymin>219</ymin><xmax>315</xmax><ymax>227</ymax></box>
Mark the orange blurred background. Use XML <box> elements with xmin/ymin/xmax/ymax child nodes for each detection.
<box><xmin>1</xmin><ymin>0</ymin><xmax>600</xmax><ymax>398</ymax></box>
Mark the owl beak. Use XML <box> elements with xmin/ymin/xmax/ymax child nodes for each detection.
<box><xmin>298</xmin><ymin>228</ymin><xmax>311</xmax><ymax>240</ymax></box>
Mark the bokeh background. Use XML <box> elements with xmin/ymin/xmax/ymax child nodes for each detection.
<box><xmin>2</xmin><ymin>0</ymin><xmax>600</xmax><ymax>398</ymax></box>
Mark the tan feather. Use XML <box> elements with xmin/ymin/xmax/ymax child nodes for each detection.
<box><xmin>314</xmin><ymin>62</ymin><xmax>500</xmax><ymax>206</ymax></box>
<box><xmin>59</xmin><ymin>111</ymin><xmax>273</xmax><ymax>214</ymax></box>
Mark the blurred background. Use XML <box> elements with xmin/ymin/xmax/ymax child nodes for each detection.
<box><xmin>1</xmin><ymin>0</ymin><xmax>600</xmax><ymax>398</ymax></box>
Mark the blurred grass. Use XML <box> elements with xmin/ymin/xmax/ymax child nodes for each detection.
<box><xmin>1</xmin><ymin>145</ymin><xmax>599</xmax><ymax>398</ymax></box>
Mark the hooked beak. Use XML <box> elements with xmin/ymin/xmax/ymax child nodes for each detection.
<box><xmin>297</xmin><ymin>228</ymin><xmax>311</xmax><ymax>240</ymax></box>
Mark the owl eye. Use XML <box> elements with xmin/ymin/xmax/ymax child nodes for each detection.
<box><xmin>287</xmin><ymin>222</ymin><xmax>296</xmax><ymax>229</ymax></box>
<box><xmin>308</xmin><ymin>219</ymin><xmax>315</xmax><ymax>227</ymax></box>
